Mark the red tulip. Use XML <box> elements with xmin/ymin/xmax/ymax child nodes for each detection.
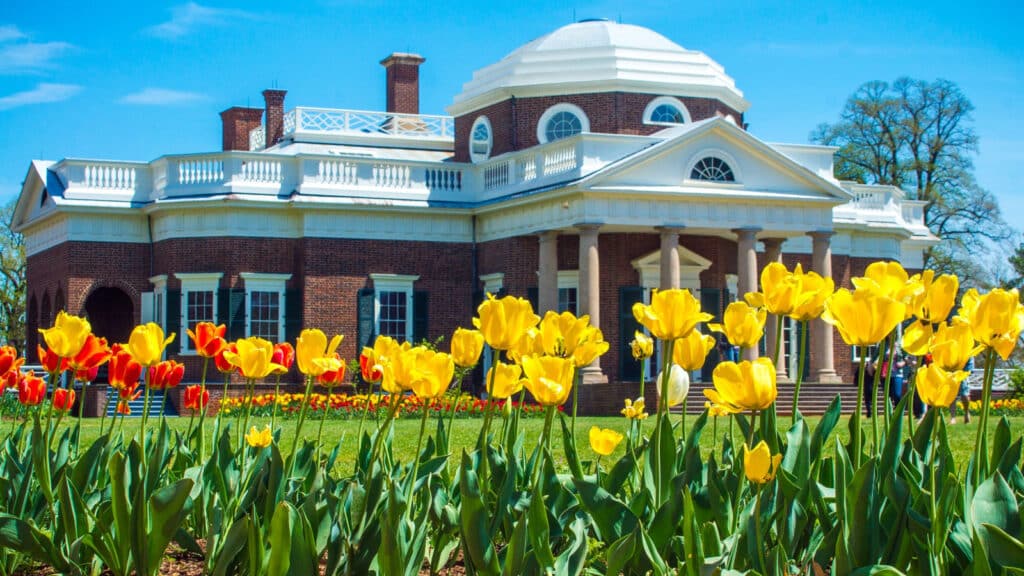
<box><xmin>215</xmin><ymin>343</ymin><xmax>238</xmax><ymax>374</ymax></box>
<box><xmin>76</xmin><ymin>365</ymin><xmax>100</xmax><ymax>383</ymax></box>
<box><xmin>38</xmin><ymin>345</ymin><xmax>69</xmax><ymax>374</ymax></box>
<box><xmin>187</xmin><ymin>322</ymin><xmax>228</xmax><ymax>358</ymax></box>
<box><xmin>116</xmin><ymin>400</ymin><xmax>131</xmax><ymax>415</ymax></box>
<box><xmin>52</xmin><ymin>388</ymin><xmax>76</xmax><ymax>412</ymax></box>
<box><xmin>272</xmin><ymin>342</ymin><xmax>295</xmax><ymax>375</ymax></box>
<box><xmin>18</xmin><ymin>371</ymin><xmax>46</xmax><ymax>406</ymax></box>
<box><xmin>108</xmin><ymin>344</ymin><xmax>143</xmax><ymax>391</ymax></box>
<box><xmin>0</xmin><ymin>345</ymin><xmax>23</xmax><ymax>379</ymax></box>
<box><xmin>69</xmin><ymin>334</ymin><xmax>111</xmax><ymax>373</ymax></box>
<box><xmin>148</xmin><ymin>360</ymin><xmax>185</xmax><ymax>390</ymax></box>
<box><xmin>183</xmin><ymin>384</ymin><xmax>210</xmax><ymax>411</ymax></box>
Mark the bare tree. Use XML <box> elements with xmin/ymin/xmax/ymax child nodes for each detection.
<box><xmin>0</xmin><ymin>199</ymin><xmax>26</xmax><ymax>353</ymax></box>
<box><xmin>812</xmin><ymin>78</ymin><xmax>1011</xmax><ymax>276</ymax></box>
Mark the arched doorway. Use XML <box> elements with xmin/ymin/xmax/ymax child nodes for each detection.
<box><xmin>84</xmin><ymin>287</ymin><xmax>134</xmax><ymax>345</ymax></box>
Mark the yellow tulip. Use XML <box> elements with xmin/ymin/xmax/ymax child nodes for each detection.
<box><xmin>743</xmin><ymin>440</ymin><xmax>782</xmax><ymax>484</ymax></box>
<box><xmin>901</xmin><ymin>319</ymin><xmax>933</xmax><ymax>356</ymax></box>
<box><xmin>621</xmin><ymin>397</ymin><xmax>648</xmax><ymax>420</ymax></box>
<box><xmin>127</xmin><ymin>322</ymin><xmax>175</xmax><ymax>366</ymax></box>
<box><xmin>572</xmin><ymin>327</ymin><xmax>610</xmax><ymax>367</ymax></box>
<box><xmin>915</xmin><ymin>364</ymin><xmax>968</xmax><ymax>408</ymax></box>
<box><xmin>745</xmin><ymin>262</ymin><xmax>798</xmax><ymax>315</ymax></box>
<box><xmin>473</xmin><ymin>293</ymin><xmax>540</xmax><ymax>351</ymax></box>
<box><xmin>630</xmin><ymin>331</ymin><xmax>654</xmax><ymax>360</ymax></box>
<box><xmin>788</xmin><ymin>265</ymin><xmax>835</xmax><ymax>321</ymax></box>
<box><xmin>704</xmin><ymin>401</ymin><xmax>730</xmax><ymax>418</ymax></box>
<box><xmin>911</xmin><ymin>270</ymin><xmax>959</xmax><ymax>324</ymax></box>
<box><xmin>961</xmin><ymin>288</ymin><xmax>1024</xmax><ymax>361</ymax></box>
<box><xmin>929</xmin><ymin>320</ymin><xmax>983</xmax><ymax>371</ymax></box>
<box><xmin>705</xmin><ymin>357</ymin><xmax>777</xmax><ymax>413</ymax></box>
<box><xmin>296</xmin><ymin>329</ymin><xmax>343</xmax><ymax>376</ymax></box>
<box><xmin>486</xmin><ymin>361</ymin><xmax>523</xmax><ymax>399</ymax></box>
<box><xmin>39</xmin><ymin>311</ymin><xmax>93</xmax><ymax>359</ymax></box>
<box><xmin>852</xmin><ymin>261</ymin><xmax>911</xmax><ymax>301</ymax></box>
<box><xmin>672</xmin><ymin>329</ymin><xmax>716</xmax><ymax>372</ymax></box>
<box><xmin>520</xmin><ymin>355</ymin><xmax>574</xmax><ymax>406</ymax></box>
<box><xmin>245</xmin><ymin>425</ymin><xmax>273</xmax><ymax>448</ymax></box>
<box><xmin>589</xmin><ymin>426</ymin><xmax>624</xmax><ymax>457</ymax></box>
<box><xmin>632</xmin><ymin>289</ymin><xmax>712</xmax><ymax>341</ymax></box>
<box><xmin>223</xmin><ymin>337</ymin><xmax>284</xmax><ymax>380</ymax></box>
<box><xmin>822</xmin><ymin>288</ymin><xmax>905</xmax><ymax>346</ymax></box>
<box><xmin>381</xmin><ymin>345</ymin><xmax>421</xmax><ymax>394</ymax></box>
<box><xmin>451</xmin><ymin>328</ymin><xmax>484</xmax><ymax>368</ymax></box>
<box><xmin>538</xmin><ymin>311</ymin><xmax>590</xmax><ymax>357</ymax></box>
<box><xmin>408</xmin><ymin>349</ymin><xmax>454</xmax><ymax>400</ymax></box>
<box><xmin>709</xmin><ymin>301</ymin><xmax>766</xmax><ymax>348</ymax></box>
<box><xmin>508</xmin><ymin>328</ymin><xmax>543</xmax><ymax>364</ymax></box>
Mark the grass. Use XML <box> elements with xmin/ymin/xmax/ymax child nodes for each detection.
<box><xmin>7</xmin><ymin>408</ymin><xmax>1019</xmax><ymax>475</ymax></box>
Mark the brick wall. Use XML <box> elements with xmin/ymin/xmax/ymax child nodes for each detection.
<box><xmin>453</xmin><ymin>92</ymin><xmax>745</xmax><ymax>162</ymax></box>
<box><xmin>220</xmin><ymin>107</ymin><xmax>264</xmax><ymax>151</ymax></box>
<box><xmin>382</xmin><ymin>54</ymin><xmax>425</xmax><ymax>115</ymax></box>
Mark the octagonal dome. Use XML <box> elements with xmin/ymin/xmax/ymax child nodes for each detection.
<box><xmin>448</xmin><ymin>20</ymin><xmax>749</xmax><ymax>116</ymax></box>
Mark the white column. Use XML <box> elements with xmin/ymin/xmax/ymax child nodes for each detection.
<box><xmin>577</xmin><ymin>224</ymin><xmax>607</xmax><ymax>383</ymax></box>
<box><xmin>657</xmin><ymin>226</ymin><xmax>683</xmax><ymax>290</ymax></box>
<box><xmin>537</xmin><ymin>231</ymin><xmax>558</xmax><ymax>315</ymax></box>
<box><xmin>761</xmin><ymin>237</ymin><xmax>790</xmax><ymax>382</ymax></box>
<box><xmin>734</xmin><ymin>228</ymin><xmax>760</xmax><ymax>361</ymax></box>
<box><xmin>809</xmin><ymin>231</ymin><xmax>841</xmax><ymax>383</ymax></box>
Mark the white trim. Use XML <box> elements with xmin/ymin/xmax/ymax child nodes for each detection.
<box><xmin>725</xmin><ymin>274</ymin><xmax>738</xmax><ymax>302</ymax></box>
<box><xmin>643</xmin><ymin>96</ymin><xmax>692</xmax><ymax>125</ymax></box>
<box><xmin>630</xmin><ymin>247</ymin><xmax>710</xmax><ymax>292</ymax></box>
<box><xmin>479</xmin><ymin>272</ymin><xmax>504</xmax><ymax>294</ymax></box>
<box><xmin>469</xmin><ymin>115</ymin><xmax>493</xmax><ymax>163</ymax></box>
<box><xmin>176</xmin><ymin>272</ymin><xmax>224</xmax><ymax>353</ymax></box>
<box><xmin>370</xmin><ymin>273</ymin><xmax>419</xmax><ymax>342</ymax></box>
<box><xmin>240</xmin><ymin>273</ymin><xmax>291</xmax><ymax>342</ymax></box>
<box><xmin>537</xmin><ymin>103</ymin><xmax>590</xmax><ymax>144</ymax></box>
<box><xmin>685</xmin><ymin>148</ymin><xmax>743</xmax><ymax>184</ymax></box>
<box><xmin>148</xmin><ymin>275</ymin><xmax>168</xmax><ymax>330</ymax></box>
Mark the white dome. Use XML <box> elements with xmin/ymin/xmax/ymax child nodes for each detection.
<box><xmin>448</xmin><ymin>20</ymin><xmax>748</xmax><ymax>115</ymax></box>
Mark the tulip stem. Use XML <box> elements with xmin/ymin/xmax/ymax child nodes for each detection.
<box><xmin>446</xmin><ymin>371</ymin><xmax>465</xmax><ymax>445</ymax></box>
<box><xmin>290</xmin><ymin>375</ymin><xmax>315</xmax><ymax>463</ymax></box>
<box><xmin>75</xmin><ymin>378</ymin><xmax>86</xmax><ymax>455</ymax></box>
<box><xmin>594</xmin><ymin>455</ymin><xmax>602</xmax><ymax>487</ymax></box>
<box><xmin>355</xmin><ymin>378</ymin><xmax>377</xmax><ymax>460</ymax></box>
<box><xmin>239</xmin><ymin>378</ymin><xmax>256</xmax><ymax>452</ymax></box>
<box><xmin>407</xmin><ymin>400</ymin><xmax>431</xmax><ymax>516</ymax></box>
<box><xmin>791</xmin><ymin>320</ymin><xmax>807</xmax><ymax>418</ymax></box>
<box><xmin>215</xmin><ymin>372</ymin><xmax>230</xmax><ymax>441</ymax></box>
<box><xmin>772</xmin><ymin>314</ymin><xmax>784</xmax><ymax>367</ymax></box>
<box><xmin>972</xmin><ymin>349</ymin><xmax>996</xmax><ymax>486</ymax></box>
<box><xmin>316</xmin><ymin>387</ymin><xmax>333</xmax><ymax>457</ymax></box>
<box><xmin>571</xmin><ymin>369</ymin><xmax>581</xmax><ymax>437</ymax></box>
<box><xmin>270</xmin><ymin>373</ymin><xmax>282</xmax><ymax>434</ymax></box>
<box><xmin>754</xmin><ymin>484</ymin><xmax>766</xmax><ymax>572</ymax></box>
<box><xmin>654</xmin><ymin>339</ymin><xmax>675</xmax><ymax>504</ymax></box>
<box><xmin>44</xmin><ymin>369</ymin><xmax>59</xmax><ymax>448</ymax></box>
<box><xmin>853</xmin><ymin>354</ymin><xmax>866</xmax><ymax>469</ymax></box>
<box><xmin>197</xmin><ymin>358</ymin><xmax>209</xmax><ymax>461</ymax></box>
<box><xmin>882</xmin><ymin>332</ymin><xmax>897</xmax><ymax>430</ymax></box>
<box><xmin>532</xmin><ymin>406</ymin><xmax>556</xmax><ymax>490</ymax></box>
<box><xmin>870</xmin><ymin>342</ymin><xmax>884</xmax><ymax>457</ymax></box>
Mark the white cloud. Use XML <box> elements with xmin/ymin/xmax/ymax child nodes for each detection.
<box><xmin>146</xmin><ymin>2</ymin><xmax>257</xmax><ymax>39</ymax></box>
<box><xmin>0</xmin><ymin>83</ymin><xmax>81</xmax><ymax>111</ymax></box>
<box><xmin>0</xmin><ymin>25</ymin><xmax>26</xmax><ymax>43</ymax></box>
<box><xmin>0</xmin><ymin>40</ymin><xmax>75</xmax><ymax>73</ymax></box>
<box><xmin>119</xmin><ymin>87</ymin><xmax>205</xmax><ymax>105</ymax></box>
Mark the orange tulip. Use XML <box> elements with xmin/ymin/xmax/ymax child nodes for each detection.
<box><xmin>69</xmin><ymin>334</ymin><xmax>111</xmax><ymax>373</ymax></box>
<box><xmin>187</xmin><ymin>322</ymin><xmax>228</xmax><ymax>358</ymax></box>
<box><xmin>38</xmin><ymin>345</ymin><xmax>69</xmax><ymax>374</ymax></box>
<box><xmin>214</xmin><ymin>343</ymin><xmax>238</xmax><ymax>374</ymax></box>
<box><xmin>107</xmin><ymin>344</ymin><xmax>143</xmax><ymax>391</ymax></box>
<box><xmin>359</xmin><ymin>347</ymin><xmax>384</xmax><ymax>382</ymax></box>
<box><xmin>0</xmin><ymin>345</ymin><xmax>23</xmax><ymax>379</ymax></box>
<box><xmin>316</xmin><ymin>355</ymin><xmax>348</xmax><ymax>387</ymax></box>
<box><xmin>183</xmin><ymin>385</ymin><xmax>210</xmax><ymax>411</ymax></box>
<box><xmin>271</xmin><ymin>342</ymin><xmax>295</xmax><ymax>375</ymax></box>
<box><xmin>76</xmin><ymin>366</ymin><xmax>100</xmax><ymax>383</ymax></box>
<box><xmin>116</xmin><ymin>400</ymin><xmax>132</xmax><ymax>415</ymax></box>
<box><xmin>52</xmin><ymin>388</ymin><xmax>75</xmax><ymax>412</ymax></box>
<box><xmin>18</xmin><ymin>371</ymin><xmax>46</xmax><ymax>406</ymax></box>
<box><xmin>148</xmin><ymin>360</ymin><xmax>185</xmax><ymax>390</ymax></box>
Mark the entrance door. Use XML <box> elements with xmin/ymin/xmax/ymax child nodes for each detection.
<box><xmin>84</xmin><ymin>287</ymin><xmax>134</xmax><ymax>344</ymax></box>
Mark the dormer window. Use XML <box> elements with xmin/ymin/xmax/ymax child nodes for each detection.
<box><xmin>643</xmin><ymin>96</ymin><xmax>692</xmax><ymax>125</ymax></box>
<box><xmin>537</xmin><ymin>103</ymin><xmax>590</xmax><ymax>143</ymax></box>
<box><xmin>469</xmin><ymin>116</ymin><xmax>492</xmax><ymax>162</ymax></box>
<box><xmin>690</xmin><ymin>156</ymin><xmax>735</xmax><ymax>182</ymax></box>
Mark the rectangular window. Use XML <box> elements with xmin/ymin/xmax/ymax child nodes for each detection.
<box><xmin>378</xmin><ymin>290</ymin><xmax>408</xmax><ymax>340</ymax></box>
<box><xmin>557</xmin><ymin>287</ymin><xmax>577</xmax><ymax>314</ymax></box>
<box><xmin>250</xmin><ymin>291</ymin><xmax>281</xmax><ymax>341</ymax></box>
<box><xmin>186</xmin><ymin>290</ymin><xmax>214</xmax><ymax>331</ymax></box>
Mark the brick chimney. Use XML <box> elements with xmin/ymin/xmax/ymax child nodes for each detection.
<box><xmin>381</xmin><ymin>53</ymin><xmax>425</xmax><ymax>114</ymax></box>
<box><xmin>262</xmin><ymin>89</ymin><xmax>288</xmax><ymax>148</ymax></box>
<box><xmin>219</xmin><ymin>106</ymin><xmax>264</xmax><ymax>151</ymax></box>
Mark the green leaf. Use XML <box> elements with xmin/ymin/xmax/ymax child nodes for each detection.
<box><xmin>553</xmin><ymin>513</ymin><xmax>589</xmax><ymax>576</ymax></box>
<box><xmin>0</xmin><ymin>513</ymin><xmax>70</xmax><ymax>572</ymax></box>
<box><xmin>972</xmin><ymin>473</ymin><xmax>1021</xmax><ymax>537</ymax></box>
<box><xmin>527</xmin><ymin>485</ymin><xmax>556</xmax><ymax>569</ymax></box>
<box><xmin>849</xmin><ymin>565</ymin><xmax>908</xmax><ymax>575</ymax></box>
<box><xmin>458</xmin><ymin>451</ymin><xmax>500</xmax><ymax>576</ymax></box>
<box><xmin>572</xmin><ymin>477</ymin><xmax>639</xmax><ymax>542</ymax></box>
<box><xmin>267</xmin><ymin>502</ymin><xmax>294</xmax><ymax>576</ymax></box>
<box><xmin>560</xmin><ymin>415</ymin><xmax>585</xmax><ymax>481</ymax></box>
<box><xmin>810</xmin><ymin>395</ymin><xmax>841</xmax><ymax>464</ymax></box>
<box><xmin>144</xmin><ymin>478</ymin><xmax>194</xmax><ymax>576</ymax></box>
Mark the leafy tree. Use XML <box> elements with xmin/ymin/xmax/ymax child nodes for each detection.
<box><xmin>812</xmin><ymin>78</ymin><xmax>1011</xmax><ymax>275</ymax></box>
<box><xmin>0</xmin><ymin>198</ymin><xmax>26</xmax><ymax>353</ymax></box>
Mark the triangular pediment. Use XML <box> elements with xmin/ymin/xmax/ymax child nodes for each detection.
<box><xmin>11</xmin><ymin>161</ymin><xmax>58</xmax><ymax>231</ymax></box>
<box><xmin>579</xmin><ymin>118</ymin><xmax>850</xmax><ymax>204</ymax></box>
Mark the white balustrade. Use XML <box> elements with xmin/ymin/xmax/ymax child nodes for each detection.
<box><xmin>238</xmin><ymin>159</ymin><xmax>282</xmax><ymax>184</ymax></box>
<box><xmin>853</xmin><ymin>190</ymin><xmax>887</xmax><ymax>210</ymax></box>
<box><xmin>542</xmin><ymin>142</ymin><xmax>577</xmax><ymax>176</ymax></box>
<box><xmin>373</xmin><ymin>163</ymin><xmax>411</xmax><ymax>188</ymax></box>
<box><xmin>317</xmin><ymin>159</ymin><xmax>359</xmax><ymax>186</ymax></box>
<box><xmin>249</xmin><ymin>126</ymin><xmax>265</xmax><ymax>151</ymax></box>
<box><xmin>285</xmin><ymin>107</ymin><xmax>454</xmax><ymax>140</ymax></box>
<box><xmin>425</xmin><ymin>168</ymin><xmax>462</xmax><ymax>192</ymax></box>
<box><xmin>83</xmin><ymin>163</ymin><xmax>136</xmax><ymax>190</ymax></box>
<box><xmin>483</xmin><ymin>160</ymin><xmax>511</xmax><ymax>191</ymax></box>
<box><xmin>176</xmin><ymin>157</ymin><xmax>224</xmax><ymax>185</ymax></box>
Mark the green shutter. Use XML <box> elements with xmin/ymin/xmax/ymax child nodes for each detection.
<box><xmin>699</xmin><ymin>288</ymin><xmax>726</xmax><ymax>382</ymax></box>
<box><xmin>527</xmin><ymin>287</ymin><xmax>538</xmax><ymax>312</ymax></box>
<box><xmin>413</xmin><ymin>291</ymin><xmax>429</xmax><ymax>344</ymax></box>
<box><xmin>165</xmin><ymin>290</ymin><xmax>181</xmax><ymax>356</ymax></box>
<box><xmin>357</xmin><ymin>288</ymin><xmax>375</xmax><ymax>350</ymax></box>
<box><xmin>619</xmin><ymin>286</ymin><xmax>644</xmax><ymax>381</ymax></box>
<box><xmin>229</xmin><ymin>289</ymin><xmax>247</xmax><ymax>340</ymax></box>
<box><xmin>216</xmin><ymin>288</ymin><xmax>230</xmax><ymax>327</ymax></box>
<box><xmin>284</xmin><ymin>289</ymin><xmax>302</xmax><ymax>344</ymax></box>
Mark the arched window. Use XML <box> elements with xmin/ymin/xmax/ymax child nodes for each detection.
<box><xmin>690</xmin><ymin>157</ymin><xmax>735</xmax><ymax>182</ymax></box>
<box><xmin>469</xmin><ymin>116</ymin><xmax>492</xmax><ymax>162</ymax></box>
<box><xmin>537</xmin><ymin>103</ymin><xmax>590</xmax><ymax>143</ymax></box>
<box><xmin>643</xmin><ymin>96</ymin><xmax>692</xmax><ymax>125</ymax></box>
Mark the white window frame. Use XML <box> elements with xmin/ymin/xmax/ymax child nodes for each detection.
<box><xmin>557</xmin><ymin>270</ymin><xmax>578</xmax><ymax>314</ymax></box>
<box><xmin>370</xmin><ymin>273</ymin><xmax>419</xmax><ymax>343</ymax></box>
<box><xmin>146</xmin><ymin>275</ymin><xmax>168</xmax><ymax>329</ymax></box>
<box><xmin>685</xmin><ymin>148</ymin><xmax>743</xmax><ymax>184</ymax></box>
<box><xmin>643</xmin><ymin>96</ymin><xmax>692</xmax><ymax>125</ymax></box>
<box><xmin>851</xmin><ymin>323</ymin><xmax>904</xmax><ymax>363</ymax></box>
<box><xmin>537</xmin><ymin>103</ymin><xmax>590</xmax><ymax>144</ymax></box>
<box><xmin>469</xmin><ymin>115</ymin><xmax>493</xmax><ymax>163</ymax></box>
<box><xmin>240</xmin><ymin>272</ymin><xmax>291</xmax><ymax>343</ymax></box>
<box><xmin>175</xmin><ymin>273</ymin><xmax>223</xmax><ymax>353</ymax></box>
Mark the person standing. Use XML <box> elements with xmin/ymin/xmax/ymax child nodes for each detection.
<box><xmin>889</xmin><ymin>352</ymin><xmax>906</xmax><ymax>408</ymax></box>
<box><xmin>950</xmin><ymin>356</ymin><xmax>974</xmax><ymax>424</ymax></box>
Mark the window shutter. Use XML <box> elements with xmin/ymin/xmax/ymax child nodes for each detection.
<box><xmin>229</xmin><ymin>289</ymin><xmax>247</xmax><ymax>340</ymax></box>
<box><xmin>699</xmin><ymin>288</ymin><xmax>724</xmax><ymax>323</ymax></box>
<box><xmin>619</xmin><ymin>286</ymin><xmax>644</xmax><ymax>381</ymax></box>
<box><xmin>165</xmin><ymin>290</ymin><xmax>181</xmax><ymax>356</ymax></box>
<box><xmin>356</xmin><ymin>288</ymin><xmax>375</xmax><ymax>351</ymax></box>
<box><xmin>413</xmin><ymin>291</ymin><xmax>429</xmax><ymax>344</ymax></box>
<box><xmin>284</xmin><ymin>289</ymin><xmax>302</xmax><ymax>344</ymax></box>
<box><xmin>216</xmin><ymin>288</ymin><xmax>230</xmax><ymax>327</ymax></box>
<box><xmin>527</xmin><ymin>287</ymin><xmax>539</xmax><ymax>312</ymax></box>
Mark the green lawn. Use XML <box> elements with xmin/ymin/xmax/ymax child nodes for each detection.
<box><xmin>14</xmin><ymin>410</ymin><xmax>1018</xmax><ymax>474</ymax></box>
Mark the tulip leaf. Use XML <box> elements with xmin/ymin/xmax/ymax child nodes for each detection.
<box><xmin>604</xmin><ymin>531</ymin><xmax>637</xmax><ymax>576</ymax></box>
<box><xmin>782</xmin><ymin>415</ymin><xmax>810</xmax><ymax>482</ymax></box>
<box><xmin>559</xmin><ymin>415</ymin><xmax>585</xmax><ymax>481</ymax></box>
<box><xmin>810</xmin><ymin>396</ymin><xmax>841</xmax><ymax>465</ymax></box>
<box><xmin>458</xmin><ymin>451</ymin><xmax>501</xmax><ymax>576</ymax></box>
<box><xmin>997</xmin><ymin>438</ymin><xmax>1023</xmax><ymax>481</ymax></box>
<box><xmin>572</xmin><ymin>477</ymin><xmax>638</xmax><ymax>542</ymax></box>
<box><xmin>267</xmin><ymin>502</ymin><xmax>294</xmax><ymax>576</ymax></box>
<box><xmin>979</xmin><ymin>522</ymin><xmax>1024</xmax><ymax>568</ymax></box>
<box><xmin>527</xmin><ymin>485</ymin><xmax>555</xmax><ymax>569</ymax></box>
<box><xmin>848</xmin><ymin>565</ymin><xmax>907</xmax><ymax>575</ymax></box>
<box><xmin>145</xmin><ymin>478</ymin><xmax>194</xmax><ymax>576</ymax></box>
<box><xmin>972</xmin><ymin>473</ymin><xmax>1021</xmax><ymax>537</ymax></box>
<box><xmin>553</xmin><ymin>512</ymin><xmax>588</xmax><ymax>576</ymax></box>
<box><xmin>0</xmin><ymin>513</ymin><xmax>71</xmax><ymax>572</ymax></box>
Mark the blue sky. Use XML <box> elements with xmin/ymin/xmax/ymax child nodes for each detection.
<box><xmin>1</xmin><ymin>0</ymin><xmax>1021</xmax><ymax>223</ymax></box>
